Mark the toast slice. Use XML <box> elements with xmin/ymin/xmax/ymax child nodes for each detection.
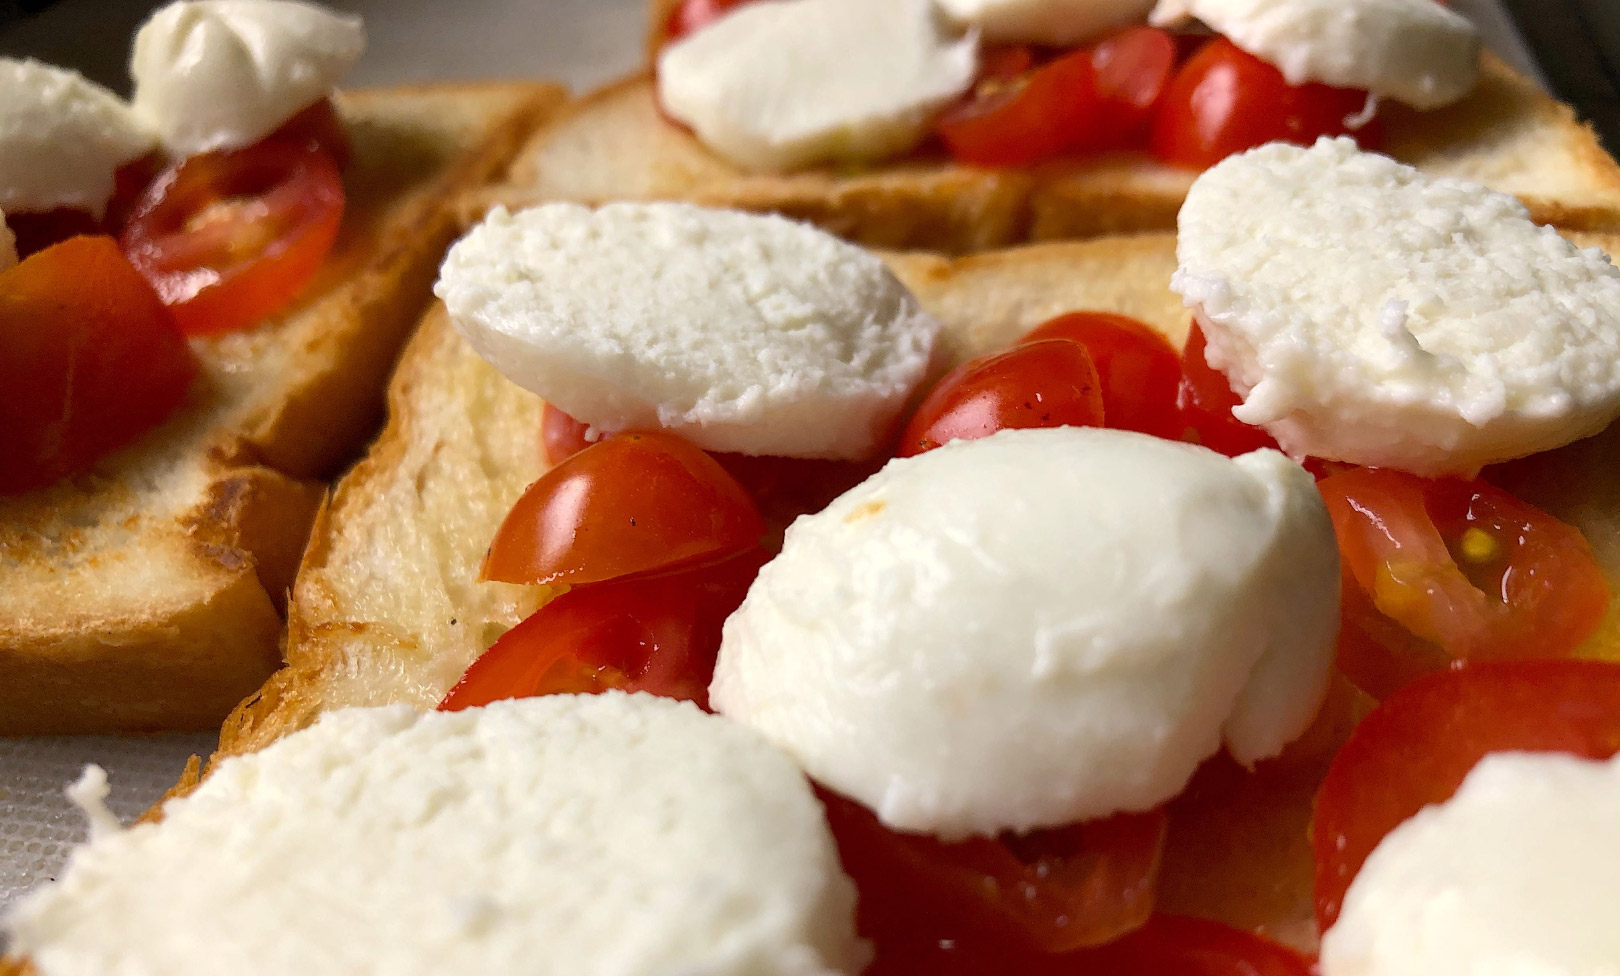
<box><xmin>471</xmin><ymin>58</ymin><xmax>1620</xmax><ymax>252</ymax></box>
<box><xmin>0</xmin><ymin>82</ymin><xmax>568</xmax><ymax>735</ymax></box>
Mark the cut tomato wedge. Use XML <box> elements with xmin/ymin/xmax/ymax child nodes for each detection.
<box><xmin>265</xmin><ymin>98</ymin><xmax>353</xmax><ymax>170</ymax></box>
<box><xmin>1022</xmin><ymin>312</ymin><xmax>1182</xmax><ymax>440</ymax></box>
<box><xmin>483</xmin><ymin>430</ymin><xmax>766</xmax><ymax>587</ymax></box>
<box><xmin>0</xmin><ymin>236</ymin><xmax>195</xmax><ymax>494</ymax></box>
<box><xmin>7</xmin><ymin>155</ymin><xmax>161</xmax><ymax>259</ymax></box>
<box><xmin>1176</xmin><ymin>324</ymin><xmax>1279</xmax><ymax>457</ymax></box>
<box><xmin>120</xmin><ymin>140</ymin><xmax>344</xmax><ymax>336</ymax></box>
<box><xmin>1318</xmin><ymin>467</ymin><xmax>1609</xmax><ymax>699</ymax></box>
<box><xmin>1312</xmin><ymin>658</ymin><xmax>1620</xmax><ymax>930</ymax></box>
<box><xmin>658</xmin><ymin>0</ymin><xmax>756</xmax><ymax>46</ymax></box>
<box><xmin>541</xmin><ymin>402</ymin><xmax>594</xmax><ymax>465</ymax></box>
<box><xmin>899</xmin><ymin>339</ymin><xmax>1105</xmax><ymax>456</ymax></box>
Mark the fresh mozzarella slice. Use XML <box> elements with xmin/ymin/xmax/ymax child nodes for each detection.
<box><xmin>0</xmin><ymin>210</ymin><xmax>16</xmax><ymax>271</ymax></box>
<box><xmin>710</xmin><ymin>427</ymin><xmax>1340</xmax><ymax>839</ymax></box>
<box><xmin>5</xmin><ymin>693</ymin><xmax>864</xmax><ymax>976</ymax></box>
<box><xmin>1173</xmin><ymin>138</ymin><xmax>1620</xmax><ymax>477</ymax></box>
<box><xmin>0</xmin><ymin>60</ymin><xmax>156</xmax><ymax>219</ymax></box>
<box><xmin>657</xmin><ymin>0</ymin><xmax>978</xmax><ymax>171</ymax></box>
<box><xmin>1320</xmin><ymin>751</ymin><xmax>1620</xmax><ymax>976</ymax></box>
<box><xmin>132</xmin><ymin>0</ymin><xmax>365</xmax><ymax>157</ymax></box>
<box><xmin>436</xmin><ymin>203</ymin><xmax>939</xmax><ymax>460</ymax></box>
<box><xmin>935</xmin><ymin>0</ymin><xmax>1155</xmax><ymax>45</ymax></box>
<box><xmin>1150</xmin><ymin>0</ymin><xmax>1479</xmax><ymax>109</ymax></box>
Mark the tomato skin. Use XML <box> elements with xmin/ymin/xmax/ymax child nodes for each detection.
<box><xmin>120</xmin><ymin>140</ymin><xmax>345</xmax><ymax>336</ymax></box>
<box><xmin>0</xmin><ymin>236</ymin><xmax>196</xmax><ymax>494</ymax></box>
<box><xmin>1023</xmin><ymin>312</ymin><xmax>1182</xmax><ymax>439</ymax></box>
<box><xmin>7</xmin><ymin>155</ymin><xmax>162</xmax><ymax>259</ymax></box>
<box><xmin>899</xmin><ymin>339</ymin><xmax>1105</xmax><ymax>457</ymax></box>
<box><xmin>1152</xmin><ymin>37</ymin><xmax>1380</xmax><ymax>170</ymax></box>
<box><xmin>1318</xmin><ymin>467</ymin><xmax>1609</xmax><ymax>699</ymax></box>
<box><xmin>660</xmin><ymin>0</ymin><xmax>754</xmax><ymax>45</ymax></box>
<box><xmin>1312</xmin><ymin>659</ymin><xmax>1620</xmax><ymax>930</ymax></box>
<box><xmin>1089</xmin><ymin>27</ymin><xmax>1180</xmax><ymax>149</ymax></box>
<box><xmin>541</xmin><ymin>402</ymin><xmax>594</xmax><ymax>465</ymax></box>
<box><xmin>1176</xmin><ymin>324</ymin><xmax>1280</xmax><ymax>457</ymax></box>
<box><xmin>265</xmin><ymin>98</ymin><xmax>353</xmax><ymax>171</ymax></box>
<box><xmin>483</xmin><ymin>430</ymin><xmax>766</xmax><ymax>587</ymax></box>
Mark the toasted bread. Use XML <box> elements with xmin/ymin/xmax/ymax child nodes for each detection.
<box><xmin>469</xmin><ymin>57</ymin><xmax>1620</xmax><ymax>252</ymax></box>
<box><xmin>0</xmin><ymin>82</ymin><xmax>567</xmax><ymax>736</ymax></box>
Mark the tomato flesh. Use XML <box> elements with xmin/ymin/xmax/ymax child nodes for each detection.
<box><xmin>937</xmin><ymin>48</ymin><xmax>1101</xmax><ymax>168</ymax></box>
<box><xmin>483</xmin><ymin>430</ymin><xmax>765</xmax><ymax>587</ymax></box>
<box><xmin>120</xmin><ymin>140</ymin><xmax>344</xmax><ymax>336</ymax></box>
<box><xmin>1152</xmin><ymin>37</ymin><xmax>1380</xmax><ymax>170</ymax></box>
<box><xmin>265</xmin><ymin>98</ymin><xmax>353</xmax><ymax>171</ymax></box>
<box><xmin>1176</xmin><ymin>324</ymin><xmax>1279</xmax><ymax>457</ymax></box>
<box><xmin>1023</xmin><ymin>312</ymin><xmax>1182</xmax><ymax>440</ymax></box>
<box><xmin>1312</xmin><ymin>658</ymin><xmax>1620</xmax><ymax>930</ymax></box>
<box><xmin>1318</xmin><ymin>467</ymin><xmax>1609</xmax><ymax>699</ymax></box>
<box><xmin>899</xmin><ymin>339</ymin><xmax>1105</xmax><ymax>456</ymax></box>
<box><xmin>0</xmin><ymin>236</ymin><xmax>195</xmax><ymax>494</ymax></box>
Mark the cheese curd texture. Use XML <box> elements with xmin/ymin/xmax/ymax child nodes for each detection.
<box><xmin>0</xmin><ymin>60</ymin><xmax>156</xmax><ymax>218</ymax></box>
<box><xmin>1174</xmin><ymin>138</ymin><xmax>1620</xmax><ymax>477</ymax></box>
<box><xmin>437</xmin><ymin>203</ymin><xmax>939</xmax><ymax>459</ymax></box>
<box><xmin>5</xmin><ymin>694</ymin><xmax>863</xmax><ymax>976</ymax></box>
<box><xmin>710</xmin><ymin>428</ymin><xmax>1340</xmax><ymax>839</ymax></box>
<box><xmin>0</xmin><ymin>210</ymin><xmax>16</xmax><ymax>271</ymax></box>
<box><xmin>132</xmin><ymin>0</ymin><xmax>365</xmax><ymax>157</ymax></box>
<box><xmin>1320</xmin><ymin>751</ymin><xmax>1620</xmax><ymax>976</ymax></box>
<box><xmin>657</xmin><ymin>0</ymin><xmax>977</xmax><ymax>171</ymax></box>
<box><xmin>935</xmin><ymin>0</ymin><xmax>1155</xmax><ymax>45</ymax></box>
<box><xmin>1150</xmin><ymin>0</ymin><xmax>1479</xmax><ymax>109</ymax></box>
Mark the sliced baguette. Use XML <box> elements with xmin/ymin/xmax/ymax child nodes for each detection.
<box><xmin>470</xmin><ymin>58</ymin><xmax>1620</xmax><ymax>252</ymax></box>
<box><xmin>0</xmin><ymin>82</ymin><xmax>568</xmax><ymax>735</ymax></box>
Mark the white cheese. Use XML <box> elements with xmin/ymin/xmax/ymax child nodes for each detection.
<box><xmin>935</xmin><ymin>0</ymin><xmax>1155</xmax><ymax>45</ymax></box>
<box><xmin>710</xmin><ymin>427</ymin><xmax>1340</xmax><ymax>839</ymax></box>
<box><xmin>1173</xmin><ymin>138</ymin><xmax>1620</xmax><ymax>477</ymax></box>
<box><xmin>0</xmin><ymin>209</ymin><xmax>16</xmax><ymax>271</ymax></box>
<box><xmin>4</xmin><ymin>693</ymin><xmax>864</xmax><ymax>976</ymax></box>
<box><xmin>1320</xmin><ymin>751</ymin><xmax>1620</xmax><ymax>976</ymax></box>
<box><xmin>657</xmin><ymin>0</ymin><xmax>977</xmax><ymax>172</ymax></box>
<box><xmin>1150</xmin><ymin>0</ymin><xmax>1479</xmax><ymax>109</ymax></box>
<box><xmin>0</xmin><ymin>60</ymin><xmax>156</xmax><ymax>219</ymax></box>
<box><xmin>436</xmin><ymin>203</ymin><xmax>939</xmax><ymax>459</ymax></box>
<box><xmin>132</xmin><ymin>0</ymin><xmax>365</xmax><ymax>158</ymax></box>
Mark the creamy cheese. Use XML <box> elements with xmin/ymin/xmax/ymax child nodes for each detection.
<box><xmin>131</xmin><ymin>0</ymin><xmax>365</xmax><ymax>157</ymax></box>
<box><xmin>436</xmin><ymin>203</ymin><xmax>939</xmax><ymax>459</ymax></box>
<box><xmin>1150</xmin><ymin>0</ymin><xmax>1479</xmax><ymax>109</ymax></box>
<box><xmin>657</xmin><ymin>0</ymin><xmax>977</xmax><ymax>171</ymax></box>
<box><xmin>0</xmin><ymin>60</ymin><xmax>156</xmax><ymax>219</ymax></box>
<box><xmin>936</xmin><ymin>0</ymin><xmax>1155</xmax><ymax>45</ymax></box>
<box><xmin>1320</xmin><ymin>751</ymin><xmax>1620</xmax><ymax>976</ymax></box>
<box><xmin>710</xmin><ymin>427</ymin><xmax>1340</xmax><ymax>839</ymax></box>
<box><xmin>1173</xmin><ymin>138</ymin><xmax>1620</xmax><ymax>477</ymax></box>
<box><xmin>0</xmin><ymin>209</ymin><xmax>16</xmax><ymax>271</ymax></box>
<box><xmin>5</xmin><ymin>694</ymin><xmax>864</xmax><ymax>976</ymax></box>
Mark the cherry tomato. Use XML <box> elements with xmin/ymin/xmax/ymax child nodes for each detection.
<box><xmin>265</xmin><ymin>98</ymin><xmax>353</xmax><ymax>171</ymax></box>
<box><xmin>541</xmin><ymin>402</ymin><xmax>594</xmax><ymax>465</ymax></box>
<box><xmin>659</xmin><ymin>0</ymin><xmax>755</xmax><ymax>45</ymax></box>
<box><xmin>1176</xmin><ymin>324</ymin><xmax>1279</xmax><ymax>457</ymax></box>
<box><xmin>483</xmin><ymin>430</ymin><xmax>766</xmax><ymax>587</ymax></box>
<box><xmin>7</xmin><ymin>155</ymin><xmax>161</xmax><ymax>259</ymax></box>
<box><xmin>1152</xmin><ymin>37</ymin><xmax>1380</xmax><ymax>170</ymax></box>
<box><xmin>713</xmin><ymin>452</ymin><xmax>882</xmax><ymax>532</ymax></box>
<box><xmin>1318</xmin><ymin>467</ymin><xmax>1609</xmax><ymax>700</ymax></box>
<box><xmin>899</xmin><ymin>339</ymin><xmax>1105</xmax><ymax>457</ymax></box>
<box><xmin>1023</xmin><ymin>312</ymin><xmax>1182</xmax><ymax>439</ymax></box>
<box><xmin>1312</xmin><ymin>659</ymin><xmax>1620</xmax><ymax>930</ymax></box>
<box><xmin>823</xmin><ymin>790</ymin><xmax>1166</xmax><ymax>954</ymax></box>
<box><xmin>1089</xmin><ymin>27</ymin><xmax>1180</xmax><ymax>148</ymax></box>
<box><xmin>439</xmin><ymin>547</ymin><xmax>768</xmax><ymax>712</ymax></box>
<box><xmin>0</xmin><ymin>236</ymin><xmax>195</xmax><ymax>494</ymax></box>
<box><xmin>120</xmin><ymin>140</ymin><xmax>344</xmax><ymax>336</ymax></box>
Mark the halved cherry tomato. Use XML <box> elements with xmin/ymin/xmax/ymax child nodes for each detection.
<box><xmin>1312</xmin><ymin>659</ymin><xmax>1620</xmax><ymax>930</ymax></box>
<box><xmin>484</xmin><ymin>430</ymin><xmax>766</xmax><ymax>587</ymax></box>
<box><xmin>1318</xmin><ymin>467</ymin><xmax>1609</xmax><ymax>700</ymax></box>
<box><xmin>440</xmin><ymin>547</ymin><xmax>768</xmax><ymax>712</ymax></box>
<box><xmin>899</xmin><ymin>339</ymin><xmax>1105</xmax><ymax>456</ymax></box>
<box><xmin>1176</xmin><ymin>324</ymin><xmax>1279</xmax><ymax>457</ymax></box>
<box><xmin>660</xmin><ymin>0</ymin><xmax>755</xmax><ymax>45</ymax></box>
<box><xmin>1023</xmin><ymin>312</ymin><xmax>1182</xmax><ymax>439</ymax></box>
<box><xmin>0</xmin><ymin>236</ymin><xmax>195</xmax><ymax>494</ymax></box>
<box><xmin>1089</xmin><ymin>27</ymin><xmax>1180</xmax><ymax>148</ymax></box>
<box><xmin>713</xmin><ymin>452</ymin><xmax>882</xmax><ymax>532</ymax></box>
<box><xmin>265</xmin><ymin>98</ymin><xmax>353</xmax><ymax>171</ymax></box>
<box><xmin>541</xmin><ymin>402</ymin><xmax>594</xmax><ymax>465</ymax></box>
<box><xmin>120</xmin><ymin>141</ymin><xmax>344</xmax><ymax>336</ymax></box>
<box><xmin>1152</xmin><ymin>37</ymin><xmax>1380</xmax><ymax>170</ymax></box>
<box><xmin>823</xmin><ymin>790</ymin><xmax>1166</xmax><ymax>954</ymax></box>
<box><xmin>7</xmin><ymin>155</ymin><xmax>161</xmax><ymax>258</ymax></box>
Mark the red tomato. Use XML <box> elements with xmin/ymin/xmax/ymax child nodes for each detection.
<box><xmin>483</xmin><ymin>430</ymin><xmax>766</xmax><ymax>587</ymax></box>
<box><xmin>439</xmin><ymin>547</ymin><xmax>768</xmax><ymax>712</ymax></box>
<box><xmin>899</xmin><ymin>339</ymin><xmax>1105</xmax><ymax>457</ymax></box>
<box><xmin>1318</xmin><ymin>467</ymin><xmax>1609</xmax><ymax>700</ymax></box>
<box><xmin>1312</xmin><ymin>659</ymin><xmax>1620</xmax><ymax>929</ymax></box>
<box><xmin>1152</xmin><ymin>37</ymin><xmax>1380</xmax><ymax>170</ymax></box>
<box><xmin>713</xmin><ymin>453</ymin><xmax>882</xmax><ymax>531</ymax></box>
<box><xmin>823</xmin><ymin>790</ymin><xmax>1166</xmax><ymax>954</ymax></box>
<box><xmin>261</xmin><ymin>98</ymin><xmax>353</xmax><ymax>170</ymax></box>
<box><xmin>1023</xmin><ymin>312</ymin><xmax>1182</xmax><ymax>439</ymax></box>
<box><xmin>660</xmin><ymin>0</ymin><xmax>754</xmax><ymax>45</ymax></box>
<box><xmin>541</xmin><ymin>402</ymin><xmax>594</xmax><ymax>465</ymax></box>
<box><xmin>1176</xmin><ymin>324</ymin><xmax>1279</xmax><ymax>457</ymax></box>
<box><xmin>120</xmin><ymin>140</ymin><xmax>344</xmax><ymax>336</ymax></box>
<box><xmin>0</xmin><ymin>236</ymin><xmax>196</xmax><ymax>494</ymax></box>
<box><xmin>1089</xmin><ymin>27</ymin><xmax>1180</xmax><ymax>147</ymax></box>
<box><xmin>7</xmin><ymin>155</ymin><xmax>161</xmax><ymax>258</ymax></box>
